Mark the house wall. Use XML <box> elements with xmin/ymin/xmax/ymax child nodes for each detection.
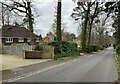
<box><xmin>2</xmin><ymin>38</ymin><xmax>39</xmax><ymax>45</ymax></box>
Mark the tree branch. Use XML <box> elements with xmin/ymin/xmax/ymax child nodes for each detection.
<box><xmin>1</xmin><ymin>2</ymin><xmax>27</xmax><ymax>14</ymax></box>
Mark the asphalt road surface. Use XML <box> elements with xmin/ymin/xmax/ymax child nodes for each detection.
<box><xmin>10</xmin><ymin>47</ymin><xmax>118</xmax><ymax>82</ymax></box>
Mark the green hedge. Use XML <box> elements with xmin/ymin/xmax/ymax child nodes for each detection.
<box><xmin>83</xmin><ymin>45</ymin><xmax>98</xmax><ymax>53</ymax></box>
<box><xmin>48</xmin><ymin>41</ymin><xmax>79</xmax><ymax>59</ymax></box>
<box><xmin>116</xmin><ymin>44</ymin><xmax>120</xmax><ymax>56</ymax></box>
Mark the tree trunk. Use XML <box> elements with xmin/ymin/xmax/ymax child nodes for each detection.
<box><xmin>81</xmin><ymin>6</ymin><xmax>90</xmax><ymax>50</ymax></box>
<box><xmin>88</xmin><ymin>24</ymin><xmax>92</xmax><ymax>45</ymax></box>
<box><xmin>56</xmin><ymin>0</ymin><xmax>62</xmax><ymax>41</ymax></box>
<box><xmin>27</xmin><ymin>2</ymin><xmax>34</xmax><ymax>44</ymax></box>
<box><xmin>88</xmin><ymin>2</ymin><xmax>98</xmax><ymax>45</ymax></box>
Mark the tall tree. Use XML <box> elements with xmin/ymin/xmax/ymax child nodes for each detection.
<box><xmin>87</xmin><ymin>2</ymin><xmax>99</xmax><ymax>45</ymax></box>
<box><xmin>71</xmin><ymin>1</ymin><xmax>98</xmax><ymax>50</ymax></box>
<box><xmin>52</xmin><ymin>3</ymin><xmax>65</xmax><ymax>38</ymax></box>
<box><xmin>56</xmin><ymin>0</ymin><xmax>62</xmax><ymax>41</ymax></box>
<box><xmin>105</xmin><ymin>1</ymin><xmax>120</xmax><ymax>45</ymax></box>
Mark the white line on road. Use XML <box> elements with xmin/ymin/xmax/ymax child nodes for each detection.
<box><xmin>2</xmin><ymin>58</ymin><xmax>79</xmax><ymax>83</ymax></box>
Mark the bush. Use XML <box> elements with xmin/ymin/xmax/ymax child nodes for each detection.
<box><xmin>113</xmin><ymin>44</ymin><xmax>117</xmax><ymax>49</ymax></box>
<box><xmin>116</xmin><ymin>44</ymin><xmax>120</xmax><ymax>56</ymax></box>
<box><xmin>34</xmin><ymin>44</ymin><xmax>43</xmax><ymax>51</ymax></box>
<box><xmin>92</xmin><ymin>45</ymin><xmax>98</xmax><ymax>52</ymax></box>
<box><xmin>78</xmin><ymin>47</ymin><xmax>83</xmax><ymax>53</ymax></box>
<box><xmin>83</xmin><ymin>45</ymin><xmax>93</xmax><ymax>53</ymax></box>
<box><xmin>83</xmin><ymin>45</ymin><xmax>98</xmax><ymax>53</ymax></box>
<box><xmin>48</xmin><ymin>41</ymin><xmax>79</xmax><ymax>59</ymax></box>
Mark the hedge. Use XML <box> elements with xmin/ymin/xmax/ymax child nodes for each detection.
<box><xmin>83</xmin><ymin>45</ymin><xmax>98</xmax><ymax>53</ymax></box>
<box><xmin>48</xmin><ymin>41</ymin><xmax>79</xmax><ymax>59</ymax></box>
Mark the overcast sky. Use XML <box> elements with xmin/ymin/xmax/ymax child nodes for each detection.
<box><xmin>33</xmin><ymin>0</ymin><xmax>79</xmax><ymax>37</ymax></box>
<box><xmin>0</xmin><ymin>0</ymin><xmax>114</xmax><ymax>37</ymax></box>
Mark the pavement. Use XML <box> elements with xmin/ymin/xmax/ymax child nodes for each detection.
<box><xmin>2</xmin><ymin>56</ymin><xmax>79</xmax><ymax>82</ymax></box>
<box><xmin>1</xmin><ymin>54</ymin><xmax>52</xmax><ymax>70</ymax></box>
<box><xmin>1</xmin><ymin>47</ymin><xmax>118</xmax><ymax>83</ymax></box>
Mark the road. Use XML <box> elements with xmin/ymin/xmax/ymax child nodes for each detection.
<box><xmin>7</xmin><ymin>47</ymin><xmax>118</xmax><ymax>82</ymax></box>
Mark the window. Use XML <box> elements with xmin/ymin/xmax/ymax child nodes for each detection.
<box><xmin>5</xmin><ymin>38</ymin><xmax>13</xmax><ymax>43</ymax></box>
<box><xmin>27</xmin><ymin>38</ymin><xmax>31</xmax><ymax>42</ymax></box>
<box><xmin>18</xmin><ymin>38</ymin><xmax>24</xmax><ymax>42</ymax></box>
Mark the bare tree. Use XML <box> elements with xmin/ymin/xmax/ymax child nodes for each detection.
<box><xmin>0</xmin><ymin>0</ymin><xmax>35</xmax><ymax>44</ymax></box>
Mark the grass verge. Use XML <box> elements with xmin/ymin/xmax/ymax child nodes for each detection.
<box><xmin>117</xmin><ymin>56</ymin><xmax>120</xmax><ymax>72</ymax></box>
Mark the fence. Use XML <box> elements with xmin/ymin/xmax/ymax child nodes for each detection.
<box><xmin>1</xmin><ymin>45</ymin><xmax>34</xmax><ymax>55</ymax></box>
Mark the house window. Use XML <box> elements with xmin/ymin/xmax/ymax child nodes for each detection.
<box><xmin>5</xmin><ymin>38</ymin><xmax>13</xmax><ymax>43</ymax></box>
<box><xmin>27</xmin><ymin>38</ymin><xmax>31</xmax><ymax>42</ymax></box>
<box><xmin>36</xmin><ymin>38</ymin><xmax>39</xmax><ymax>42</ymax></box>
<box><xmin>18</xmin><ymin>38</ymin><xmax>24</xmax><ymax>42</ymax></box>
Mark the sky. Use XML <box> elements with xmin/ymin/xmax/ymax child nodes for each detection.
<box><xmin>32</xmin><ymin>0</ymin><xmax>79</xmax><ymax>37</ymax></box>
<box><xmin>0</xmin><ymin>0</ymin><xmax>114</xmax><ymax>37</ymax></box>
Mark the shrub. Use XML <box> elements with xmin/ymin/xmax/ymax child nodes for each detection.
<box><xmin>83</xmin><ymin>45</ymin><xmax>98</xmax><ymax>53</ymax></box>
<box><xmin>116</xmin><ymin>44</ymin><xmax>120</xmax><ymax>56</ymax></box>
<box><xmin>113</xmin><ymin>44</ymin><xmax>117</xmax><ymax>49</ymax></box>
<box><xmin>78</xmin><ymin>47</ymin><xmax>83</xmax><ymax>53</ymax></box>
<box><xmin>48</xmin><ymin>41</ymin><xmax>79</xmax><ymax>59</ymax></box>
<box><xmin>92</xmin><ymin>45</ymin><xmax>98</xmax><ymax>52</ymax></box>
<box><xmin>34</xmin><ymin>44</ymin><xmax>43</xmax><ymax>51</ymax></box>
<box><xmin>83</xmin><ymin>45</ymin><xmax>93</xmax><ymax>53</ymax></box>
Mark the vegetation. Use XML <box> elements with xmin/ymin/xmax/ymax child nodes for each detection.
<box><xmin>56</xmin><ymin>0</ymin><xmax>62</xmax><ymax>41</ymax></box>
<box><xmin>1</xmin><ymin>0</ymin><xmax>119</xmax><ymax>60</ymax></box>
<box><xmin>71</xmin><ymin>1</ymin><xmax>113</xmax><ymax>50</ymax></box>
<box><xmin>0</xmin><ymin>0</ymin><xmax>41</xmax><ymax>44</ymax></box>
<box><xmin>116</xmin><ymin>44</ymin><xmax>120</xmax><ymax>72</ymax></box>
<box><xmin>116</xmin><ymin>44</ymin><xmax>120</xmax><ymax>56</ymax></box>
<box><xmin>105</xmin><ymin>2</ymin><xmax>120</xmax><ymax>45</ymax></box>
<box><xmin>82</xmin><ymin>45</ymin><xmax>98</xmax><ymax>53</ymax></box>
<box><xmin>117</xmin><ymin>56</ymin><xmax>120</xmax><ymax>72</ymax></box>
<box><xmin>34</xmin><ymin>44</ymin><xmax>43</xmax><ymax>51</ymax></box>
<box><xmin>48</xmin><ymin>41</ymin><xmax>79</xmax><ymax>59</ymax></box>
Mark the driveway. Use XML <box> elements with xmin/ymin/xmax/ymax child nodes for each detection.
<box><xmin>1</xmin><ymin>54</ymin><xmax>52</xmax><ymax>70</ymax></box>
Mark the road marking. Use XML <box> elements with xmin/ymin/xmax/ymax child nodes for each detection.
<box><xmin>2</xmin><ymin>58</ymin><xmax>79</xmax><ymax>83</ymax></box>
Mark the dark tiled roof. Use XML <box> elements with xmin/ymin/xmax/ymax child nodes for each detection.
<box><xmin>1</xmin><ymin>25</ymin><xmax>38</xmax><ymax>38</ymax></box>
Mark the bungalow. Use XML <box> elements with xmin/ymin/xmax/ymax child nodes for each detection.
<box><xmin>0</xmin><ymin>25</ymin><xmax>42</xmax><ymax>45</ymax></box>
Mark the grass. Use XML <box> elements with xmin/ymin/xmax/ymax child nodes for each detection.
<box><xmin>118</xmin><ymin>56</ymin><xmax>120</xmax><ymax>72</ymax></box>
